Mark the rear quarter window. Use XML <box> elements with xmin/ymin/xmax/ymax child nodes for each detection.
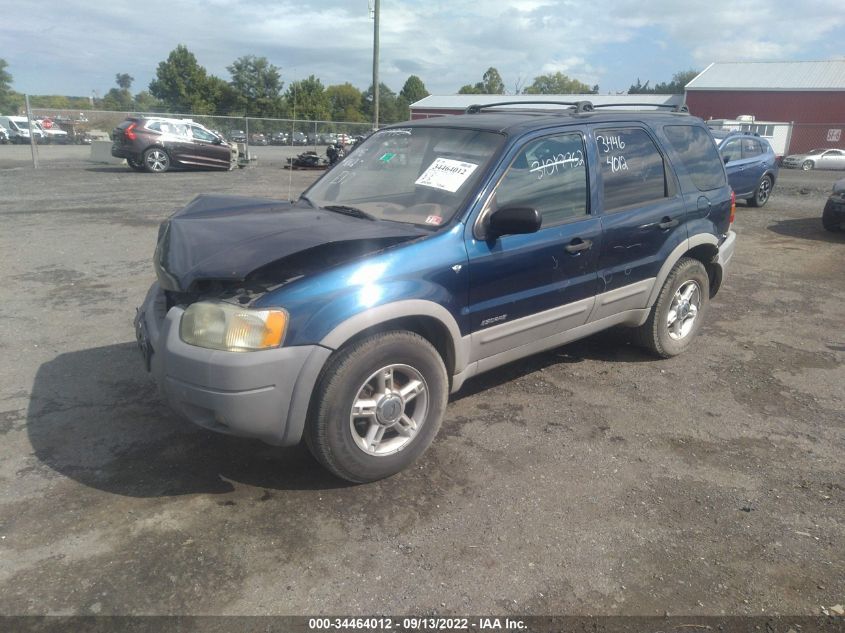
<box><xmin>664</xmin><ymin>125</ymin><xmax>726</xmax><ymax>192</ymax></box>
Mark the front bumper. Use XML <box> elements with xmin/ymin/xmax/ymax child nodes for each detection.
<box><xmin>135</xmin><ymin>283</ymin><xmax>331</xmax><ymax>446</ymax></box>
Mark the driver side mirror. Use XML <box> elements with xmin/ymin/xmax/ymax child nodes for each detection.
<box><xmin>723</xmin><ymin>155</ymin><xmax>730</xmax><ymax>164</ymax></box>
<box><xmin>213</xmin><ymin>136</ymin><xmax>224</xmax><ymax>145</ymax></box>
<box><xmin>488</xmin><ymin>207</ymin><xmax>542</xmax><ymax>238</ymax></box>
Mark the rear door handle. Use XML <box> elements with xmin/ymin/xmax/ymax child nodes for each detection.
<box><xmin>564</xmin><ymin>238</ymin><xmax>592</xmax><ymax>254</ymax></box>
<box><xmin>657</xmin><ymin>217</ymin><xmax>679</xmax><ymax>230</ymax></box>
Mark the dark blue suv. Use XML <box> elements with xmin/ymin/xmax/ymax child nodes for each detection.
<box><xmin>711</xmin><ymin>130</ymin><xmax>778</xmax><ymax>207</ymax></box>
<box><xmin>135</xmin><ymin>102</ymin><xmax>736</xmax><ymax>482</ymax></box>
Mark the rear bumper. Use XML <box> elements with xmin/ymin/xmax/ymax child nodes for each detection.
<box><xmin>135</xmin><ymin>283</ymin><xmax>331</xmax><ymax>446</ymax></box>
<box><xmin>717</xmin><ymin>230</ymin><xmax>736</xmax><ymax>276</ymax></box>
<box><xmin>111</xmin><ymin>144</ymin><xmax>136</xmax><ymax>160</ymax></box>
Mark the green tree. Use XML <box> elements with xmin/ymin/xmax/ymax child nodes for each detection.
<box><xmin>0</xmin><ymin>59</ymin><xmax>18</xmax><ymax>113</ymax></box>
<box><xmin>149</xmin><ymin>45</ymin><xmax>218</xmax><ymax>114</ymax></box>
<box><xmin>285</xmin><ymin>75</ymin><xmax>330</xmax><ymax>121</ymax></box>
<box><xmin>399</xmin><ymin>75</ymin><xmax>429</xmax><ymax>104</ymax></box>
<box><xmin>523</xmin><ymin>71</ymin><xmax>592</xmax><ymax>94</ymax></box>
<box><xmin>115</xmin><ymin>73</ymin><xmax>134</xmax><ymax>91</ymax></box>
<box><xmin>227</xmin><ymin>55</ymin><xmax>284</xmax><ymax>117</ymax></box>
<box><xmin>457</xmin><ymin>67</ymin><xmax>505</xmax><ymax>95</ymax></box>
<box><xmin>363</xmin><ymin>82</ymin><xmax>402</xmax><ymax>125</ymax></box>
<box><xmin>325</xmin><ymin>83</ymin><xmax>365</xmax><ymax>122</ymax></box>
<box><xmin>134</xmin><ymin>90</ymin><xmax>162</xmax><ymax>112</ymax></box>
<box><xmin>629</xmin><ymin>70</ymin><xmax>698</xmax><ymax>94</ymax></box>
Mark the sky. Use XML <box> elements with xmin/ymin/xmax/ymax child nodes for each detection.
<box><xmin>2</xmin><ymin>0</ymin><xmax>844</xmax><ymax>99</ymax></box>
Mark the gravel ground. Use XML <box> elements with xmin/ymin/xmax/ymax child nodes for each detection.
<box><xmin>0</xmin><ymin>150</ymin><xmax>843</xmax><ymax>616</ymax></box>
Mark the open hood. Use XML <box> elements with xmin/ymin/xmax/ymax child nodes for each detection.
<box><xmin>154</xmin><ymin>194</ymin><xmax>425</xmax><ymax>293</ymax></box>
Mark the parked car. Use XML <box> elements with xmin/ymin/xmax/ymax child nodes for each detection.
<box><xmin>228</xmin><ymin>129</ymin><xmax>247</xmax><ymax>143</ymax></box>
<box><xmin>32</xmin><ymin>120</ymin><xmax>69</xmax><ymax>144</ymax></box>
<box><xmin>270</xmin><ymin>131</ymin><xmax>289</xmax><ymax>145</ymax></box>
<box><xmin>0</xmin><ymin>125</ymin><xmax>8</xmax><ymax>144</ymax></box>
<box><xmin>135</xmin><ymin>102</ymin><xmax>736</xmax><ymax>482</ymax></box>
<box><xmin>822</xmin><ymin>178</ymin><xmax>845</xmax><ymax>232</ymax></box>
<box><xmin>111</xmin><ymin>116</ymin><xmax>236</xmax><ymax>173</ymax></box>
<box><xmin>711</xmin><ymin>130</ymin><xmax>778</xmax><ymax>207</ymax></box>
<box><xmin>250</xmin><ymin>133</ymin><xmax>269</xmax><ymax>146</ymax></box>
<box><xmin>782</xmin><ymin>148</ymin><xmax>845</xmax><ymax>171</ymax></box>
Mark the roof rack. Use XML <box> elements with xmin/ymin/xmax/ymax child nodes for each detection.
<box><xmin>591</xmin><ymin>103</ymin><xmax>689</xmax><ymax>113</ymax></box>
<box><xmin>465</xmin><ymin>100</ymin><xmax>595</xmax><ymax>114</ymax></box>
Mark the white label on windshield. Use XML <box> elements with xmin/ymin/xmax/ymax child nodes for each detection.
<box><xmin>415</xmin><ymin>158</ymin><xmax>479</xmax><ymax>193</ymax></box>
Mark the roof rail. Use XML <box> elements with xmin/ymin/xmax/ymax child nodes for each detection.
<box><xmin>591</xmin><ymin>103</ymin><xmax>690</xmax><ymax>113</ymax></box>
<box><xmin>465</xmin><ymin>100</ymin><xmax>595</xmax><ymax>114</ymax></box>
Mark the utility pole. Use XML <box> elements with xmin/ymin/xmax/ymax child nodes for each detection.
<box><xmin>24</xmin><ymin>94</ymin><xmax>38</xmax><ymax>169</ymax></box>
<box><xmin>371</xmin><ymin>0</ymin><xmax>380</xmax><ymax>130</ymax></box>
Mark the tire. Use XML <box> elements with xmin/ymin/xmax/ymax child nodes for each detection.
<box><xmin>748</xmin><ymin>175</ymin><xmax>773</xmax><ymax>207</ymax></box>
<box><xmin>127</xmin><ymin>158</ymin><xmax>145</xmax><ymax>172</ymax></box>
<box><xmin>802</xmin><ymin>160</ymin><xmax>814</xmax><ymax>171</ymax></box>
<box><xmin>143</xmin><ymin>147</ymin><xmax>171</xmax><ymax>173</ymax></box>
<box><xmin>305</xmin><ymin>331</ymin><xmax>448</xmax><ymax>483</ymax></box>
<box><xmin>822</xmin><ymin>200</ymin><xmax>842</xmax><ymax>232</ymax></box>
<box><xmin>632</xmin><ymin>257</ymin><xmax>710</xmax><ymax>358</ymax></box>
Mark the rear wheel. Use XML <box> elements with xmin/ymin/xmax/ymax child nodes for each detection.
<box><xmin>802</xmin><ymin>160</ymin><xmax>814</xmax><ymax>171</ymax></box>
<box><xmin>632</xmin><ymin>257</ymin><xmax>709</xmax><ymax>358</ymax></box>
<box><xmin>143</xmin><ymin>147</ymin><xmax>171</xmax><ymax>173</ymax></box>
<box><xmin>305</xmin><ymin>331</ymin><xmax>448</xmax><ymax>483</ymax></box>
<box><xmin>749</xmin><ymin>175</ymin><xmax>772</xmax><ymax>207</ymax></box>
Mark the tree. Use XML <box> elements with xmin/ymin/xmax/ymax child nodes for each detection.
<box><xmin>325</xmin><ymin>83</ymin><xmax>365</xmax><ymax>122</ymax></box>
<box><xmin>629</xmin><ymin>70</ymin><xmax>698</xmax><ymax>94</ymax></box>
<box><xmin>0</xmin><ymin>59</ymin><xmax>18</xmax><ymax>113</ymax></box>
<box><xmin>285</xmin><ymin>75</ymin><xmax>330</xmax><ymax>121</ymax></box>
<box><xmin>149</xmin><ymin>45</ymin><xmax>218</xmax><ymax>114</ymax></box>
<box><xmin>399</xmin><ymin>75</ymin><xmax>429</xmax><ymax>104</ymax></box>
<box><xmin>134</xmin><ymin>90</ymin><xmax>162</xmax><ymax>112</ymax></box>
<box><xmin>115</xmin><ymin>73</ymin><xmax>134</xmax><ymax>91</ymax></box>
<box><xmin>227</xmin><ymin>55</ymin><xmax>284</xmax><ymax>117</ymax></box>
<box><xmin>457</xmin><ymin>67</ymin><xmax>506</xmax><ymax>95</ymax></box>
<box><xmin>523</xmin><ymin>72</ymin><xmax>592</xmax><ymax>94</ymax></box>
<box><xmin>362</xmin><ymin>82</ymin><xmax>402</xmax><ymax>125</ymax></box>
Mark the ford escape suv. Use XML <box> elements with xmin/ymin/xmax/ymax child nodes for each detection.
<box><xmin>135</xmin><ymin>102</ymin><xmax>736</xmax><ymax>482</ymax></box>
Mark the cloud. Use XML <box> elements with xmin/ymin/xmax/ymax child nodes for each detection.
<box><xmin>3</xmin><ymin>0</ymin><xmax>843</xmax><ymax>97</ymax></box>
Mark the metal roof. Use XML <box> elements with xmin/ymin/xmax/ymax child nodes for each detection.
<box><xmin>411</xmin><ymin>93</ymin><xmax>683</xmax><ymax>109</ymax></box>
<box><xmin>686</xmin><ymin>61</ymin><xmax>845</xmax><ymax>91</ymax></box>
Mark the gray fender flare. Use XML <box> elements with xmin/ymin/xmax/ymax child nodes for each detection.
<box><xmin>319</xmin><ymin>299</ymin><xmax>469</xmax><ymax>373</ymax></box>
<box><xmin>645</xmin><ymin>234</ymin><xmax>719</xmax><ymax>307</ymax></box>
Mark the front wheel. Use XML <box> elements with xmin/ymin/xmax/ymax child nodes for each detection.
<box><xmin>822</xmin><ymin>200</ymin><xmax>842</xmax><ymax>232</ymax></box>
<box><xmin>802</xmin><ymin>160</ymin><xmax>814</xmax><ymax>171</ymax></box>
<box><xmin>632</xmin><ymin>257</ymin><xmax>710</xmax><ymax>358</ymax></box>
<box><xmin>305</xmin><ymin>331</ymin><xmax>448</xmax><ymax>483</ymax></box>
<box><xmin>749</xmin><ymin>175</ymin><xmax>773</xmax><ymax>207</ymax></box>
<box><xmin>143</xmin><ymin>147</ymin><xmax>171</xmax><ymax>173</ymax></box>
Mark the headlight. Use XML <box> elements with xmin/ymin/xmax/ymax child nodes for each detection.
<box><xmin>180</xmin><ymin>302</ymin><xmax>287</xmax><ymax>351</ymax></box>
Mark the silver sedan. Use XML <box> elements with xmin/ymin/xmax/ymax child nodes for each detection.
<box><xmin>782</xmin><ymin>148</ymin><xmax>845</xmax><ymax>170</ymax></box>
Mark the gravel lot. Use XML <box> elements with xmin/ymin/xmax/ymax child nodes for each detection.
<box><xmin>0</xmin><ymin>148</ymin><xmax>843</xmax><ymax>616</ymax></box>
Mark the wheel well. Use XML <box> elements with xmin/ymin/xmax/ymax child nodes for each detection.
<box><xmin>685</xmin><ymin>243</ymin><xmax>721</xmax><ymax>297</ymax></box>
<box><xmin>332</xmin><ymin>316</ymin><xmax>456</xmax><ymax>376</ymax></box>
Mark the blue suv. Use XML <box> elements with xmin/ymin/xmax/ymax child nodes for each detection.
<box><xmin>135</xmin><ymin>102</ymin><xmax>736</xmax><ymax>482</ymax></box>
<box><xmin>710</xmin><ymin>130</ymin><xmax>778</xmax><ymax>207</ymax></box>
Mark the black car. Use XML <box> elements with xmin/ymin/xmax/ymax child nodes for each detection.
<box><xmin>228</xmin><ymin>129</ymin><xmax>247</xmax><ymax>143</ymax></box>
<box><xmin>823</xmin><ymin>178</ymin><xmax>845</xmax><ymax>232</ymax></box>
<box><xmin>111</xmin><ymin>117</ymin><xmax>236</xmax><ymax>173</ymax></box>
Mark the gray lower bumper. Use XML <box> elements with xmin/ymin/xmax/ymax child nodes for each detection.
<box><xmin>717</xmin><ymin>230</ymin><xmax>737</xmax><ymax>274</ymax></box>
<box><xmin>136</xmin><ymin>283</ymin><xmax>331</xmax><ymax>446</ymax></box>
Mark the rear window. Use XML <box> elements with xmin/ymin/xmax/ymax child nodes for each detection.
<box><xmin>664</xmin><ymin>125</ymin><xmax>727</xmax><ymax>191</ymax></box>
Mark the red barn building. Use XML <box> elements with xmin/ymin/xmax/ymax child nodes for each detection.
<box><xmin>685</xmin><ymin>61</ymin><xmax>845</xmax><ymax>153</ymax></box>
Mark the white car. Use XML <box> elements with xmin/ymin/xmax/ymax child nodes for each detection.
<box><xmin>0</xmin><ymin>116</ymin><xmax>42</xmax><ymax>144</ymax></box>
<box><xmin>33</xmin><ymin>120</ymin><xmax>69</xmax><ymax>144</ymax></box>
<box><xmin>782</xmin><ymin>148</ymin><xmax>845</xmax><ymax>171</ymax></box>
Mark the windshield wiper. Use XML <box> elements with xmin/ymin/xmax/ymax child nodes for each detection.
<box><xmin>322</xmin><ymin>205</ymin><xmax>376</xmax><ymax>221</ymax></box>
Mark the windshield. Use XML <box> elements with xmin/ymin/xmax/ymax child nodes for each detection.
<box><xmin>304</xmin><ymin>126</ymin><xmax>504</xmax><ymax>227</ymax></box>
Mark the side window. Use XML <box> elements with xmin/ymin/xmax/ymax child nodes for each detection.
<box><xmin>147</xmin><ymin>122</ymin><xmax>162</xmax><ymax>133</ymax></box>
<box><xmin>597</xmin><ymin>127</ymin><xmax>667</xmax><ymax>211</ymax></box>
<box><xmin>664</xmin><ymin>125</ymin><xmax>727</xmax><ymax>191</ymax></box>
<box><xmin>720</xmin><ymin>140</ymin><xmax>742</xmax><ymax>163</ymax></box>
<box><xmin>742</xmin><ymin>138</ymin><xmax>761</xmax><ymax>158</ymax></box>
<box><xmin>191</xmin><ymin>126</ymin><xmax>215</xmax><ymax>142</ymax></box>
<box><xmin>492</xmin><ymin>133</ymin><xmax>588</xmax><ymax>228</ymax></box>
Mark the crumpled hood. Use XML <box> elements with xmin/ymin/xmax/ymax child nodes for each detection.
<box><xmin>154</xmin><ymin>194</ymin><xmax>425</xmax><ymax>292</ymax></box>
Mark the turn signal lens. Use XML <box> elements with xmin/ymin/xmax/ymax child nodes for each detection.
<box><xmin>729</xmin><ymin>190</ymin><xmax>736</xmax><ymax>226</ymax></box>
<box><xmin>180</xmin><ymin>302</ymin><xmax>287</xmax><ymax>351</ymax></box>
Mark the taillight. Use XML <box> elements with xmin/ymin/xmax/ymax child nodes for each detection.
<box><xmin>125</xmin><ymin>123</ymin><xmax>137</xmax><ymax>141</ymax></box>
<box><xmin>729</xmin><ymin>190</ymin><xmax>736</xmax><ymax>226</ymax></box>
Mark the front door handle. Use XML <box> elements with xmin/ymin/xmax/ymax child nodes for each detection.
<box><xmin>564</xmin><ymin>238</ymin><xmax>592</xmax><ymax>254</ymax></box>
<box><xmin>657</xmin><ymin>217</ymin><xmax>679</xmax><ymax>230</ymax></box>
